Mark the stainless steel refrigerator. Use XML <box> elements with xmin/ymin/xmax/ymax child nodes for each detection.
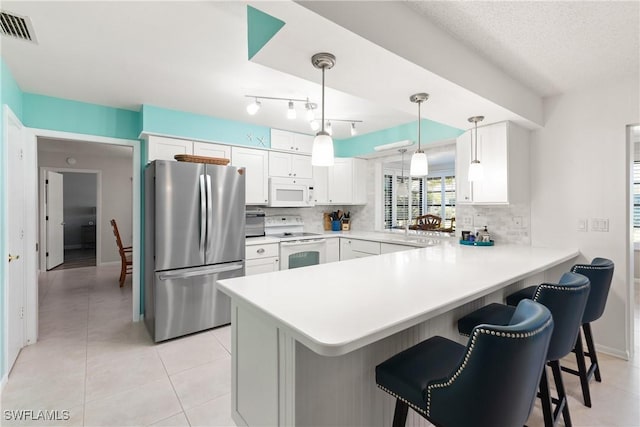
<box><xmin>144</xmin><ymin>160</ymin><xmax>245</xmax><ymax>342</ymax></box>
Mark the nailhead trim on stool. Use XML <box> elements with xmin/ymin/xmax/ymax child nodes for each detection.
<box><xmin>425</xmin><ymin>317</ymin><xmax>553</xmax><ymax>416</ymax></box>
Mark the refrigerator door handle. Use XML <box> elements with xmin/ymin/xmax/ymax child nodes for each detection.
<box><xmin>206</xmin><ymin>174</ymin><xmax>213</xmax><ymax>251</ymax></box>
<box><xmin>158</xmin><ymin>262</ymin><xmax>244</xmax><ymax>281</ymax></box>
<box><xmin>199</xmin><ymin>174</ymin><xmax>206</xmax><ymax>260</ymax></box>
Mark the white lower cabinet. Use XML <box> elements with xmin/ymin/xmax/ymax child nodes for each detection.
<box><xmin>326</xmin><ymin>238</ymin><xmax>339</xmax><ymax>263</ymax></box>
<box><xmin>245</xmin><ymin>242</ymin><xmax>279</xmax><ymax>276</ymax></box>
<box><xmin>339</xmin><ymin>238</ymin><xmax>381</xmax><ymax>261</ymax></box>
<box><xmin>380</xmin><ymin>243</ymin><xmax>414</xmax><ymax>254</ymax></box>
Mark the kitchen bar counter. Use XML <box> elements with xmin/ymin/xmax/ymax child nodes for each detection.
<box><xmin>219</xmin><ymin>241</ymin><xmax>578</xmax><ymax>426</ymax></box>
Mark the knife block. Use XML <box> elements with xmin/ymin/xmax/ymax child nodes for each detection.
<box><xmin>323</xmin><ymin>213</ymin><xmax>332</xmax><ymax>231</ymax></box>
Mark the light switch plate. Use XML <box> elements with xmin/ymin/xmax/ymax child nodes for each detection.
<box><xmin>577</xmin><ymin>218</ymin><xmax>587</xmax><ymax>232</ymax></box>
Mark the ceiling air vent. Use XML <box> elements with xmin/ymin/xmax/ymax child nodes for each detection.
<box><xmin>0</xmin><ymin>10</ymin><xmax>37</xmax><ymax>43</ymax></box>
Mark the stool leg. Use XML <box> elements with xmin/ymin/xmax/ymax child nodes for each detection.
<box><xmin>392</xmin><ymin>399</ymin><xmax>408</xmax><ymax>427</ymax></box>
<box><xmin>574</xmin><ymin>332</ymin><xmax>592</xmax><ymax>408</ymax></box>
<box><xmin>583</xmin><ymin>323</ymin><xmax>602</xmax><ymax>382</ymax></box>
<box><xmin>550</xmin><ymin>360</ymin><xmax>572</xmax><ymax>427</ymax></box>
<box><xmin>539</xmin><ymin>366</ymin><xmax>554</xmax><ymax>427</ymax></box>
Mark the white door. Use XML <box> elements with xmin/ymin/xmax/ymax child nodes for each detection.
<box><xmin>7</xmin><ymin>108</ymin><xmax>26</xmax><ymax>372</ymax></box>
<box><xmin>46</xmin><ymin>171</ymin><xmax>64</xmax><ymax>270</ymax></box>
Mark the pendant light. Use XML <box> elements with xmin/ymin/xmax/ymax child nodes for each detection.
<box><xmin>311</xmin><ymin>52</ymin><xmax>336</xmax><ymax>166</ymax></box>
<box><xmin>409</xmin><ymin>93</ymin><xmax>429</xmax><ymax>177</ymax></box>
<box><xmin>397</xmin><ymin>148</ymin><xmax>408</xmax><ymax>197</ymax></box>
<box><xmin>468</xmin><ymin>116</ymin><xmax>485</xmax><ymax>182</ymax></box>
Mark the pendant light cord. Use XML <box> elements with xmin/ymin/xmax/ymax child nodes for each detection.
<box><xmin>321</xmin><ymin>67</ymin><xmax>325</xmax><ymax>133</ymax></box>
<box><xmin>417</xmin><ymin>101</ymin><xmax>421</xmax><ymax>150</ymax></box>
<box><xmin>473</xmin><ymin>120</ymin><xmax>478</xmax><ymax>161</ymax></box>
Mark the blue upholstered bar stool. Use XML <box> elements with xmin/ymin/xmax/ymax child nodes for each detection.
<box><xmin>458</xmin><ymin>272</ymin><xmax>590</xmax><ymax>427</ymax></box>
<box><xmin>375</xmin><ymin>300</ymin><xmax>553</xmax><ymax>427</ymax></box>
<box><xmin>506</xmin><ymin>258</ymin><xmax>614</xmax><ymax>407</ymax></box>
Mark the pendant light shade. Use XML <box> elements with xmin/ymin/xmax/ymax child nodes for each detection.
<box><xmin>311</xmin><ymin>53</ymin><xmax>336</xmax><ymax>167</ymax></box>
<box><xmin>468</xmin><ymin>116</ymin><xmax>485</xmax><ymax>182</ymax></box>
<box><xmin>409</xmin><ymin>93</ymin><xmax>429</xmax><ymax>177</ymax></box>
<box><xmin>410</xmin><ymin>150</ymin><xmax>428</xmax><ymax>176</ymax></box>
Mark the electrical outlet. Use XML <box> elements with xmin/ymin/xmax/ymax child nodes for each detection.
<box><xmin>462</xmin><ymin>216</ymin><xmax>473</xmax><ymax>226</ymax></box>
<box><xmin>601</xmin><ymin>219</ymin><xmax>609</xmax><ymax>232</ymax></box>
<box><xmin>591</xmin><ymin>218</ymin><xmax>609</xmax><ymax>232</ymax></box>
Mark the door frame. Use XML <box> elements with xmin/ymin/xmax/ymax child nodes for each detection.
<box><xmin>39</xmin><ymin>167</ymin><xmax>102</xmax><ymax>270</ymax></box>
<box><xmin>26</xmin><ymin>128</ymin><xmax>141</xmax><ymax>337</ymax></box>
<box><xmin>626</xmin><ymin>123</ymin><xmax>638</xmax><ymax>359</ymax></box>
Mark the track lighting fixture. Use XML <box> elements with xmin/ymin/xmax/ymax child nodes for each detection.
<box><xmin>326</xmin><ymin>121</ymin><xmax>333</xmax><ymax>136</ymax></box>
<box><xmin>350</xmin><ymin>122</ymin><xmax>357</xmax><ymax>136</ymax></box>
<box><xmin>246</xmin><ymin>97</ymin><xmax>261</xmax><ymax>115</ymax></box>
<box><xmin>287</xmin><ymin>101</ymin><xmax>296</xmax><ymax>120</ymax></box>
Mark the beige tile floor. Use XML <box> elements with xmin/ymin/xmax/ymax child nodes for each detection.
<box><xmin>2</xmin><ymin>264</ymin><xmax>639</xmax><ymax>426</ymax></box>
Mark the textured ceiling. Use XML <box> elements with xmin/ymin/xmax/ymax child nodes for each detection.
<box><xmin>405</xmin><ymin>1</ymin><xmax>640</xmax><ymax>97</ymax></box>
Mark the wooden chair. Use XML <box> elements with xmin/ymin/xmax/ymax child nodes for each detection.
<box><xmin>410</xmin><ymin>214</ymin><xmax>442</xmax><ymax>231</ymax></box>
<box><xmin>110</xmin><ymin>219</ymin><xmax>132</xmax><ymax>287</ymax></box>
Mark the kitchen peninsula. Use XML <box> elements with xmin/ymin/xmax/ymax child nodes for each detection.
<box><xmin>217</xmin><ymin>242</ymin><xmax>579</xmax><ymax>426</ymax></box>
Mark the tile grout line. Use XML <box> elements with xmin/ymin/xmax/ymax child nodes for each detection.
<box><xmin>157</xmin><ymin>348</ymin><xmax>192</xmax><ymax>427</ymax></box>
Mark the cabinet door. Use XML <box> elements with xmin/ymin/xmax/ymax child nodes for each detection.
<box><xmin>193</xmin><ymin>141</ymin><xmax>231</xmax><ymax>159</ymax></box>
<box><xmin>328</xmin><ymin>158</ymin><xmax>353</xmax><ymax>204</ymax></box>
<box><xmin>312</xmin><ymin>166</ymin><xmax>329</xmax><ymax>204</ymax></box>
<box><xmin>456</xmin><ymin>130</ymin><xmax>473</xmax><ymax>203</ymax></box>
<box><xmin>148</xmin><ymin>135</ymin><xmax>192</xmax><ymax>162</ymax></box>
<box><xmin>472</xmin><ymin>123</ymin><xmax>508</xmax><ymax>203</ymax></box>
<box><xmin>325</xmin><ymin>238</ymin><xmax>340</xmax><ymax>263</ymax></box>
<box><xmin>352</xmin><ymin>158</ymin><xmax>368</xmax><ymax>205</ymax></box>
<box><xmin>270</xmin><ymin>129</ymin><xmax>296</xmax><ymax>152</ymax></box>
<box><xmin>339</xmin><ymin>239</ymin><xmax>355</xmax><ymax>261</ymax></box>
<box><xmin>245</xmin><ymin>257</ymin><xmax>279</xmax><ymax>276</ymax></box>
<box><xmin>293</xmin><ymin>133</ymin><xmax>314</xmax><ymax>154</ymax></box>
<box><xmin>291</xmin><ymin>154</ymin><xmax>313</xmax><ymax>179</ymax></box>
<box><xmin>268</xmin><ymin>152</ymin><xmax>292</xmax><ymax>177</ymax></box>
<box><xmin>231</xmin><ymin>147</ymin><xmax>268</xmax><ymax>205</ymax></box>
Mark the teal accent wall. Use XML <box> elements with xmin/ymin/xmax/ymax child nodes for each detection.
<box><xmin>335</xmin><ymin>119</ymin><xmax>464</xmax><ymax>157</ymax></box>
<box><xmin>141</xmin><ymin>104</ymin><xmax>271</xmax><ymax>147</ymax></box>
<box><xmin>0</xmin><ymin>57</ymin><xmax>24</xmax><ymax>381</ymax></box>
<box><xmin>23</xmin><ymin>94</ymin><xmax>140</xmax><ymax>140</ymax></box>
<box><xmin>246</xmin><ymin>6</ymin><xmax>285</xmax><ymax>60</ymax></box>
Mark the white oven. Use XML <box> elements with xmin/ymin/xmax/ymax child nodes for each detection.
<box><xmin>268</xmin><ymin>177</ymin><xmax>315</xmax><ymax>207</ymax></box>
<box><xmin>279</xmin><ymin>238</ymin><xmax>327</xmax><ymax>270</ymax></box>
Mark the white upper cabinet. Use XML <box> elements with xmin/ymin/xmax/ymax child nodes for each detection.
<box><xmin>148</xmin><ymin>136</ymin><xmax>231</xmax><ymax>163</ymax></box>
<box><xmin>193</xmin><ymin>141</ymin><xmax>231</xmax><ymax>160</ymax></box>
<box><xmin>313</xmin><ymin>158</ymin><xmax>367</xmax><ymax>205</ymax></box>
<box><xmin>270</xmin><ymin>129</ymin><xmax>314</xmax><ymax>154</ymax></box>
<box><xmin>148</xmin><ymin>135</ymin><xmax>193</xmax><ymax>161</ymax></box>
<box><xmin>268</xmin><ymin>152</ymin><xmax>313</xmax><ymax>179</ymax></box>
<box><xmin>231</xmin><ymin>147</ymin><xmax>269</xmax><ymax>205</ymax></box>
<box><xmin>455</xmin><ymin>121</ymin><xmax>529</xmax><ymax>205</ymax></box>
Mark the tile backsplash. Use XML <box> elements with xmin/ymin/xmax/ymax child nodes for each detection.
<box><xmin>455</xmin><ymin>203</ymin><xmax>531</xmax><ymax>245</ymax></box>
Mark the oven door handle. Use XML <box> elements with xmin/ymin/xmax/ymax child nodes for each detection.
<box><xmin>280</xmin><ymin>239</ymin><xmax>326</xmax><ymax>247</ymax></box>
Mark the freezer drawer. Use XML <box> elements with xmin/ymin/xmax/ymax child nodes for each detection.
<box><xmin>150</xmin><ymin>262</ymin><xmax>244</xmax><ymax>342</ymax></box>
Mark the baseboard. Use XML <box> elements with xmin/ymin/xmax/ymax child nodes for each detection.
<box><xmin>597</xmin><ymin>343</ymin><xmax>630</xmax><ymax>361</ymax></box>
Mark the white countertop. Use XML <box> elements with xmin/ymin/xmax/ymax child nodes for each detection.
<box><xmin>246</xmin><ymin>230</ymin><xmax>453</xmax><ymax>247</ymax></box>
<box><xmin>220</xmin><ymin>241</ymin><xmax>579</xmax><ymax>357</ymax></box>
<box><xmin>245</xmin><ymin>236</ymin><xmax>281</xmax><ymax>246</ymax></box>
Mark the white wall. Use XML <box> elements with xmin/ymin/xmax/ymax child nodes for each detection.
<box><xmin>38</xmin><ymin>147</ymin><xmax>133</xmax><ymax>263</ymax></box>
<box><xmin>530</xmin><ymin>76</ymin><xmax>639</xmax><ymax>357</ymax></box>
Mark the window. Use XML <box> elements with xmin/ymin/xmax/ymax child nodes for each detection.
<box><xmin>384</xmin><ymin>171</ymin><xmax>454</xmax><ymax>229</ymax></box>
<box><xmin>426</xmin><ymin>175</ymin><xmax>456</xmax><ymax>228</ymax></box>
<box><xmin>634</xmin><ymin>161</ymin><xmax>640</xmax><ymax>241</ymax></box>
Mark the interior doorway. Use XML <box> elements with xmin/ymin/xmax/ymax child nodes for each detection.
<box><xmin>41</xmin><ymin>169</ymin><xmax>101</xmax><ymax>271</ymax></box>
<box><xmin>628</xmin><ymin>124</ymin><xmax>639</xmax><ymax>358</ymax></box>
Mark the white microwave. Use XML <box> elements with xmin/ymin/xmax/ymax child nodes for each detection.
<box><xmin>268</xmin><ymin>177</ymin><xmax>315</xmax><ymax>207</ymax></box>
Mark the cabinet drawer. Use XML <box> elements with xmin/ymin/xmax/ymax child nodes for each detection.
<box><xmin>246</xmin><ymin>243</ymin><xmax>279</xmax><ymax>260</ymax></box>
<box><xmin>345</xmin><ymin>239</ymin><xmax>380</xmax><ymax>255</ymax></box>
